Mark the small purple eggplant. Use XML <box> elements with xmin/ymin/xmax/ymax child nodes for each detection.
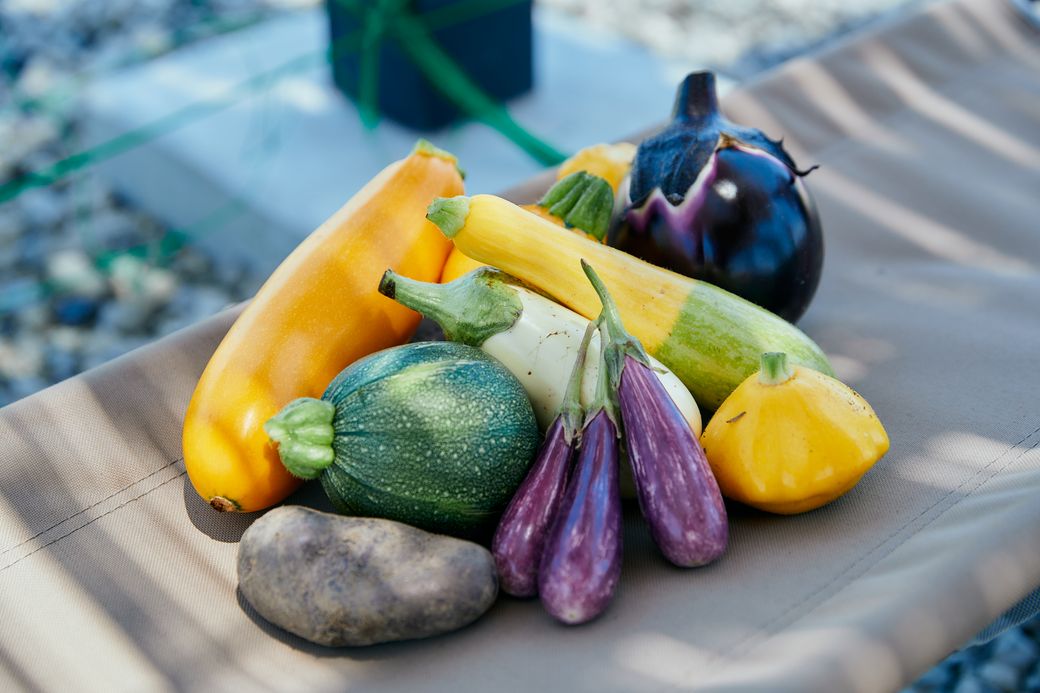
<box><xmin>492</xmin><ymin>322</ymin><xmax>595</xmax><ymax>598</ymax></box>
<box><xmin>538</xmin><ymin>322</ymin><xmax>623</xmax><ymax>625</ymax></box>
<box><xmin>582</xmin><ymin>260</ymin><xmax>728</xmax><ymax>568</ymax></box>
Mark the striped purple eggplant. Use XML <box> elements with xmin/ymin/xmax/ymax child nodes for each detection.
<box><xmin>582</xmin><ymin>259</ymin><xmax>728</xmax><ymax>568</ymax></box>
<box><xmin>493</xmin><ymin>418</ymin><xmax>576</xmax><ymax>597</ymax></box>
<box><xmin>618</xmin><ymin>355</ymin><xmax>727</xmax><ymax>566</ymax></box>
<box><xmin>538</xmin><ymin>407</ymin><xmax>622</xmax><ymax>625</ymax></box>
<box><xmin>492</xmin><ymin>322</ymin><xmax>595</xmax><ymax>598</ymax></box>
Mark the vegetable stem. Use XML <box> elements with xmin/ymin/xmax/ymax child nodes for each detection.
<box><xmin>264</xmin><ymin>398</ymin><xmax>337</xmax><ymax>479</ymax></box>
<box><xmin>427</xmin><ymin>196</ymin><xmax>471</xmax><ymax>238</ymax></box>
<box><xmin>580</xmin><ymin>260</ymin><xmax>651</xmax><ymax>390</ymax></box>
<box><xmin>378</xmin><ymin>267</ymin><xmax>522</xmax><ymax>346</ymax></box>
<box><xmin>758</xmin><ymin>352</ymin><xmax>794</xmax><ymax>385</ymax></box>
<box><xmin>537</xmin><ymin>172</ymin><xmax>614</xmax><ymax>242</ymax></box>
<box><xmin>589</xmin><ymin>320</ymin><xmax>621</xmax><ymax>431</ymax></box>
<box><xmin>674</xmin><ymin>71</ymin><xmax>720</xmax><ymax>125</ymax></box>
<box><xmin>559</xmin><ymin>319</ymin><xmax>597</xmax><ymax>443</ymax></box>
<box><xmin>411</xmin><ymin>139</ymin><xmax>465</xmax><ymax>178</ymax></box>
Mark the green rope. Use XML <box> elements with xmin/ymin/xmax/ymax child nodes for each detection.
<box><xmin>0</xmin><ymin>1</ymin><xmax>566</xmax><ymax>207</ymax></box>
<box><xmin>391</xmin><ymin>8</ymin><xmax>567</xmax><ymax>166</ymax></box>
<box><xmin>0</xmin><ymin>48</ymin><xmax>329</xmax><ymax>206</ymax></box>
<box><xmin>336</xmin><ymin>0</ymin><xmax>567</xmax><ymax>166</ymax></box>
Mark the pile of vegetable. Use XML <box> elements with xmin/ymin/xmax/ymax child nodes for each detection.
<box><xmin>182</xmin><ymin>71</ymin><xmax>890</xmax><ymax>646</ymax></box>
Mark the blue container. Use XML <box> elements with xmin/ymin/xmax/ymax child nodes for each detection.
<box><xmin>326</xmin><ymin>0</ymin><xmax>533</xmax><ymax>131</ymax></box>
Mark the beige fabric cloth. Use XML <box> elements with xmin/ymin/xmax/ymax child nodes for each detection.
<box><xmin>2</xmin><ymin>0</ymin><xmax>1039</xmax><ymax>690</ymax></box>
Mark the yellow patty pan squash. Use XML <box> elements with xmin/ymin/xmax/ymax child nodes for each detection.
<box><xmin>700</xmin><ymin>352</ymin><xmax>889</xmax><ymax>514</ymax></box>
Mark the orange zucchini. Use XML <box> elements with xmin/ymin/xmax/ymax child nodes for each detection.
<box><xmin>183</xmin><ymin>141</ymin><xmax>464</xmax><ymax>512</ymax></box>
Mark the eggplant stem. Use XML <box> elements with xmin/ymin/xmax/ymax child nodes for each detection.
<box><xmin>588</xmin><ymin>319</ymin><xmax>621</xmax><ymax>432</ymax></box>
<box><xmin>674</xmin><ymin>71</ymin><xmax>719</xmax><ymax>125</ymax></box>
<box><xmin>559</xmin><ymin>320</ymin><xmax>597</xmax><ymax>443</ymax></box>
<box><xmin>580</xmin><ymin>260</ymin><xmax>652</xmax><ymax>389</ymax></box>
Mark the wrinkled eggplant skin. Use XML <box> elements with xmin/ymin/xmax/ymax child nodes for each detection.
<box><xmin>539</xmin><ymin>411</ymin><xmax>622</xmax><ymax>625</ymax></box>
<box><xmin>615</xmin><ymin>70</ymin><xmax>824</xmax><ymax>323</ymax></box>
<box><xmin>627</xmin><ymin>72</ymin><xmax>800</xmax><ymax>206</ymax></box>
<box><xmin>619</xmin><ymin>356</ymin><xmax>727</xmax><ymax>567</ymax></box>
<box><xmin>614</xmin><ymin>146</ymin><xmax>823</xmax><ymax>322</ymax></box>
<box><xmin>492</xmin><ymin>418</ymin><xmax>575</xmax><ymax>598</ymax></box>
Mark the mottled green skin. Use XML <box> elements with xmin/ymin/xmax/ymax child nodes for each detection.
<box><xmin>654</xmin><ymin>285</ymin><xmax>833</xmax><ymax>412</ymax></box>
<box><xmin>319</xmin><ymin>342</ymin><xmax>539</xmax><ymax>535</ymax></box>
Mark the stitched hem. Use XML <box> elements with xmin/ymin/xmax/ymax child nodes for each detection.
<box><xmin>700</xmin><ymin>422</ymin><xmax>1040</xmax><ymax>678</ymax></box>
<box><xmin>0</xmin><ymin>463</ymin><xmax>186</xmax><ymax>573</ymax></box>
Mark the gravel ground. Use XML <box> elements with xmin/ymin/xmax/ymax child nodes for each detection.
<box><xmin>0</xmin><ymin>0</ymin><xmax>1037</xmax><ymax>688</ymax></box>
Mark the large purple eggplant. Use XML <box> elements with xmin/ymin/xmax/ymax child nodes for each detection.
<box><xmin>492</xmin><ymin>323</ymin><xmax>595</xmax><ymax>598</ymax></box>
<box><xmin>611</xmin><ymin>71</ymin><xmax>823</xmax><ymax>323</ymax></box>
<box><xmin>582</xmin><ymin>260</ymin><xmax>728</xmax><ymax>568</ymax></box>
<box><xmin>538</xmin><ymin>407</ymin><xmax>623</xmax><ymax>625</ymax></box>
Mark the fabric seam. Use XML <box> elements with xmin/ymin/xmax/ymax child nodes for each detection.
<box><xmin>702</xmin><ymin>422</ymin><xmax>1040</xmax><ymax>675</ymax></box>
<box><xmin>0</xmin><ymin>458</ymin><xmax>184</xmax><ymax>566</ymax></box>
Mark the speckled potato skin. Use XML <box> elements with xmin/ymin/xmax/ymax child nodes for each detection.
<box><xmin>238</xmin><ymin>506</ymin><xmax>498</xmax><ymax>647</ymax></box>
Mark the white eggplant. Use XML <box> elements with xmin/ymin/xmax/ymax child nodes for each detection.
<box><xmin>378</xmin><ymin>267</ymin><xmax>701</xmax><ymax>436</ymax></box>
<box><xmin>483</xmin><ymin>288</ymin><xmax>701</xmax><ymax>435</ymax></box>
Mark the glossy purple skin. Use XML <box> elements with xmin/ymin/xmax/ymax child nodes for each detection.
<box><xmin>619</xmin><ymin>356</ymin><xmax>728</xmax><ymax>567</ymax></box>
<box><xmin>492</xmin><ymin>418</ymin><xmax>575</xmax><ymax>598</ymax></box>
<box><xmin>615</xmin><ymin>145</ymin><xmax>823</xmax><ymax>323</ymax></box>
<box><xmin>538</xmin><ymin>411</ymin><xmax>622</xmax><ymax>625</ymax></box>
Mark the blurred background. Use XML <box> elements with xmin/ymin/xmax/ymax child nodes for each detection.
<box><xmin>0</xmin><ymin>0</ymin><xmax>918</xmax><ymax>407</ymax></box>
<box><xmin>1</xmin><ymin>1</ymin><xmax>1039</xmax><ymax>690</ymax></box>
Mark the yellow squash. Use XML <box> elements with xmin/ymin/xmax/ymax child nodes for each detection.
<box><xmin>555</xmin><ymin>141</ymin><xmax>636</xmax><ymax>191</ymax></box>
<box><xmin>183</xmin><ymin>141</ymin><xmax>464</xmax><ymax>512</ymax></box>
<box><xmin>700</xmin><ymin>352</ymin><xmax>889</xmax><ymax>514</ymax></box>
<box><xmin>441</xmin><ymin>143</ymin><xmax>634</xmax><ymax>283</ymax></box>
<box><xmin>426</xmin><ymin>194</ymin><xmax>833</xmax><ymax>411</ymax></box>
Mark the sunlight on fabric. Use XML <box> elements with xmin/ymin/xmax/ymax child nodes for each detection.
<box><xmin>814</xmin><ymin>170</ymin><xmax>1034</xmax><ymax>275</ymax></box>
<box><xmin>863</xmin><ymin>43</ymin><xmax>1040</xmax><ymax>170</ymax></box>
<box><xmin>697</xmin><ymin>626</ymin><xmax>904</xmax><ymax>693</ymax></box>
<box><xmin>615</xmin><ymin>631</ymin><xmax>711</xmax><ymax>688</ymax></box>
<box><xmin>0</xmin><ymin>547</ymin><xmax>167</xmax><ymax>690</ymax></box>
<box><xmin>920</xmin><ymin>431</ymin><xmax>1038</xmax><ymax>491</ymax></box>
<box><xmin>787</xmin><ymin>60</ymin><xmax>905</xmax><ymax>154</ymax></box>
<box><xmin>933</xmin><ymin>4</ymin><xmax>995</xmax><ymax>58</ymax></box>
<box><xmin>973</xmin><ymin>548</ymin><xmax>1040</xmax><ymax>617</ymax></box>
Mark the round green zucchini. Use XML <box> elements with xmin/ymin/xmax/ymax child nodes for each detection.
<box><xmin>265</xmin><ymin>342</ymin><xmax>540</xmax><ymax>535</ymax></box>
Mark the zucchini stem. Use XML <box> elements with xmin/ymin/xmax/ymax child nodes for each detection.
<box><xmin>379</xmin><ymin>267</ymin><xmax>522</xmax><ymax>346</ymax></box>
<box><xmin>264</xmin><ymin>398</ymin><xmax>337</xmax><ymax>480</ymax></box>
<box><xmin>758</xmin><ymin>352</ymin><xmax>794</xmax><ymax>385</ymax></box>
<box><xmin>427</xmin><ymin>196</ymin><xmax>471</xmax><ymax>238</ymax></box>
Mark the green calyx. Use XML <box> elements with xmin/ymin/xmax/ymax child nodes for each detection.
<box><xmin>264</xmin><ymin>397</ymin><xmax>337</xmax><ymax>480</ymax></box>
<box><xmin>581</xmin><ymin>260</ymin><xmax>651</xmax><ymax>392</ymax></box>
<box><xmin>411</xmin><ymin>139</ymin><xmax>466</xmax><ymax>179</ymax></box>
<box><xmin>559</xmin><ymin>319</ymin><xmax>598</xmax><ymax>443</ymax></box>
<box><xmin>758</xmin><ymin>352</ymin><xmax>794</xmax><ymax>385</ymax></box>
<box><xmin>537</xmin><ymin>172</ymin><xmax>614</xmax><ymax>242</ymax></box>
<box><xmin>589</xmin><ymin>319</ymin><xmax>620</xmax><ymax>431</ymax></box>
<box><xmin>378</xmin><ymin>267</ymin><xmax>522</xmax><ymax>346</ymax></box>
<box><xmin>427</xmin><ymin>196</ymin><xmax>471</xmax><ymax>239</ymax></box>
